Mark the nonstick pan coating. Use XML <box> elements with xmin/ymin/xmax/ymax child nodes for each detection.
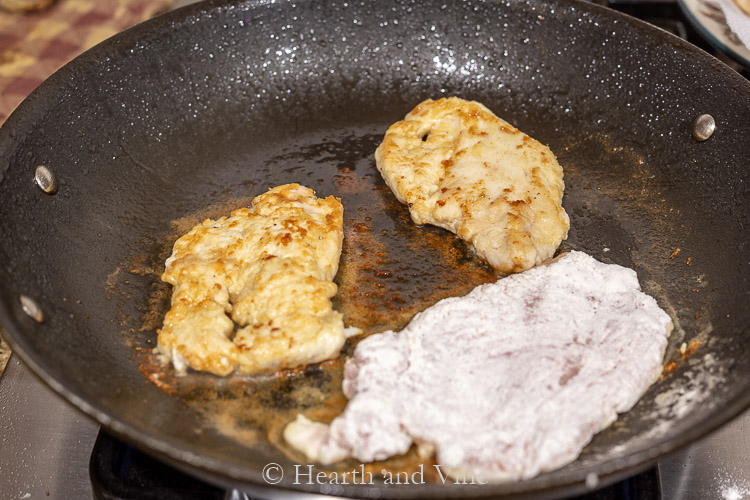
<box><xmin>1</xmin><ymin>0</ymin><xmax>749</xmax><ymax>497</ymax></box>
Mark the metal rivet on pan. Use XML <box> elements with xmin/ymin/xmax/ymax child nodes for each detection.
<box><xmin>34</xmin><ymin>165</ymin><xmax>58</xmax><ymax>194</ymax></box>
<box><xmin>692</xmin><ymin>114</ymin><xmax>716</xmax><ymax>142</ymax></box>
<box><xmin>20</xmin><ymin>295</ymin><xmax>44</xmax><ymax>323</ymax></box>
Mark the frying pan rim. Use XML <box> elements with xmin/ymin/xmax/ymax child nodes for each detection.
<box><xmin>1</xmin><ymin>0</ymin><xmax>750</xmax><ymax>138</ymax></box>
<box><xmin>1</xmin><ymin>0</ymin><xmax>750</xmax><ymax>497</ymax></box>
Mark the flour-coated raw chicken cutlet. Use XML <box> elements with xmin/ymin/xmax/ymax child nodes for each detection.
<box><xmin>157</xmin><ymin>183</ymin><xmax>357</xmax><ymax>376</ymax></box>
<box><xmin>284</xmin><ymin>251</ymin><xmax>673</xmax><ymax>481</ymax></box>
<box><xmin>375</xmin><ymin>97</ymin><xmax>570</xmax><ymax>274</ymax></box>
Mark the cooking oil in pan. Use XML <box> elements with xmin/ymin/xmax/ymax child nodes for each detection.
<box><xmin>110</xmin><ymin>126</ymin><xmax>714</xmax><ymax>479</ymax></box>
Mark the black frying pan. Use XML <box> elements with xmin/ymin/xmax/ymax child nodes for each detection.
<box><xmin>1</xmin><ymin>0</ymin><xmax>749</xmax><ymax>497</ymax></box>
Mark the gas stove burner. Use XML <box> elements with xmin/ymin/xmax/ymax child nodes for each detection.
<box><xmin>89</xmin><ymin>431</ymin><xmax>661</xmax><ymax>500</ymax></box>
<box><xmin>89</xmin><ymin>431</ymin><xmax>224</xmax><ymax>500</ymax></box>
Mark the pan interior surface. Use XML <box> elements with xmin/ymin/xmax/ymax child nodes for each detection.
<box><xmin>0</xmin><ymin>0</ymin><xmax>749</xmax><ymax>497</ymax></box>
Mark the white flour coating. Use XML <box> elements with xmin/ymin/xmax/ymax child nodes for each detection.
<box><xmin>603</xmin><ymin>346</ymin><xmax>721</xmax><ymax>457</ymax></box>
<box><xmin>285</xmin><ymin>251</ymin><xmax>673</xmax><ymax>481</ymax></box>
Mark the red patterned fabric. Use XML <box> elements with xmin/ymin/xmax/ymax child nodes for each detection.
<box><xmin>0</xmin><ymin>0</ymin><xmax>172</xmax><ymax>124</ymax></box>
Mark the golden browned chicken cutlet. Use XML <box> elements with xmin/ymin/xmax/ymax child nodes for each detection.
<box><xmin>157</xmin><ymin>183</ymin><xmax>357</xmax><ymax>376</ymax></box>
<box><xmin>375</xmin><ymin>97</ymin><xmax>570</xmax><ymax>274</ymax></box>
<box><xmin>734</xmin><ymin>0</ymin><xmax>750</xmax><ymax>15</ymax></box>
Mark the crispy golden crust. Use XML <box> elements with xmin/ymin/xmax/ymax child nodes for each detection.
<box><xmin>157</xmin><ymin>183</ymin><xmax>348</xmax><ymax>376</ymax></box>
<box><xmin>734</xmin><ymin>0</ymin><xmax>750</xmax><ymax>15</ymax></box>
<box><xmin>375</xmin><ymin>97</ymin><xmax>569</xmax><ymax>274</ymax></box>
